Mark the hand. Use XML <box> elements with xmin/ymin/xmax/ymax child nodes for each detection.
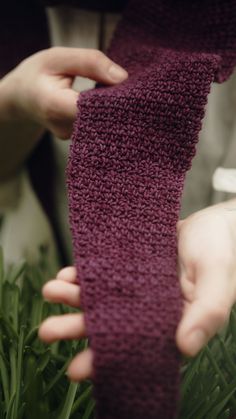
<box><xmin>1</xmin><ymin>47</ymin><xmax>128</xmax><ymax>139</ymax></box>
<box><xmin>38</xmin><ymin>266</ymin><xmax>94</xmax><ymax>381</ymax></box>
<box><xmin>39</xmin><ymin>199</ymin><xmax>236</xmax><ymax>381</ymax></box>
<box><xmin>176</xmin><ymin>200</ymin><xmax>236</xmax><ymax>357</ymax></box>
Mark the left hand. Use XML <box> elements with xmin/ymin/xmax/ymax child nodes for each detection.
<box><xmin>39</xmin><ymin>199</ymin><xmax>236</xmax><ymax>381</ymax></box>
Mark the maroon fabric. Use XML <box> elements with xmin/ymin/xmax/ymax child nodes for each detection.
<box><xmin>67</xmin><ymin>0</ymin><xmax>236</xmax><ymax>418</ymax></box>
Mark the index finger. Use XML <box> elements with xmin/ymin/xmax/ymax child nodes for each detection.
<box><xmin>44</xmin><ymin>47</ymin><xmax>128</xmax><ymax>85</ymax></box>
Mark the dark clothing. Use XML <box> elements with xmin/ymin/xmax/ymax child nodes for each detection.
<box><xmin>1</xmin><ymin>1</ymin><xmax>127</xmax><ymax>78</ymax></box>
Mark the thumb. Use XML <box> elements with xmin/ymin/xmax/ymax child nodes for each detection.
<box><xmin>45</xmin><ymin>47</ymin><xmax>128</xmax><ymax>85</ymax></box>
<box><xmin>176</xmin><ymin>265</ymin><xmax>234</xmax><ymax>357</ymax></box>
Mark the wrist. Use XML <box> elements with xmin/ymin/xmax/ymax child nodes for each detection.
<box><xmin>0</xmin><ymin>73</ymin><xmax>43</xmax><ymax>135</ymax></box>
<box><xmin>1</xmin><ymin>71</ymin><xmax>32</xmax><ymax>122</ymax></box>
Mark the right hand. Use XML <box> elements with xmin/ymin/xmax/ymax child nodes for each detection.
<box><xmin>1</xmin><ymin>47</ymin><xmax>128</xmax><ymax>139</ymax></box>
<box><xmin>39</xmin><ymin>199</ymin><xmax>236</xmax><ymax>383</ymax></box>
<box><xmin>39</xmin><ymin>266</ymin><xmax>92</xmax><ymax>382</ymax></box>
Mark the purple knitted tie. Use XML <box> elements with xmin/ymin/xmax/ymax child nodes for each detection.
<box><xmin>67</xmin><ymin>1</ymin><xmax>236</xmax><ymax>417</ymax></box>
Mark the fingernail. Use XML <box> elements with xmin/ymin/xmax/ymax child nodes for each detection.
<box><xmin>186</xmin><ymin>329</ymin><xmax>207</xmax><ymax>355</ymax></box>
<box><xmin>108</xmin><ymin>64</ymin><xmax>128</xmax><ymax>82</ymax></box>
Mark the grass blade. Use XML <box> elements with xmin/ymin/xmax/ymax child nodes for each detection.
<box><xmin>82</xmin><ymin>399</ymin><xmax>95</xmax><ymax>419</ymax></box>
<box><xmin>57</xmin><ymin>382</ymin><xmax>78</xmax><ymax>419</ymax></box>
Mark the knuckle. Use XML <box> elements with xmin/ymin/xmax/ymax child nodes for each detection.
<box><xmin>41</xmin><ymin>94</ymin><xmax>59</xmax><ymax>122</ymax></box>
<box><xmin>92</xmin><ymin>49</ymin><xmax>104</xmax><ymax>60</ymax></box>
<box><xmin>89</xmin><ymin>49</ymin><xmax>106</xmax><ymax>66</ymax></box>
<box><xmin>40</xmin><ymin>47</ymin><xmax>64</xmax><ymax>68</ymax></box>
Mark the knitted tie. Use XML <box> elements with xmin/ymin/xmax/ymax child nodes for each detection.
<box><xmin>67</xmin><ymin>1</ymin><xmax>236</xmax><ymax>417</ymax></box>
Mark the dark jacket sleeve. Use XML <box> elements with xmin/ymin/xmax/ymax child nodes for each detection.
<box><xmin>0</xmin><ymin>0</ymin><xmax>50</xmax><ymax>77</ymax></box>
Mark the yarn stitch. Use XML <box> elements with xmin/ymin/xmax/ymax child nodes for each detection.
<box><xmin>67</xmin><ymin>1</ymin><xmax>236</xmax><ymax>418</ymax></box>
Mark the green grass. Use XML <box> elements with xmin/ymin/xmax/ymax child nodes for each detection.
<box><xmin>0</xmin><ymin>248</ymin><xmax>94</xmax><ymax>419</ymax></box>
<box><xmin>1</xmin><ymin>247</ymin><xmax>236</xmax><ymax>418</ymax></box>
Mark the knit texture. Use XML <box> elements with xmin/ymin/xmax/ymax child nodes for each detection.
<box><xmin>67</xmin><ymin>1</ymin><xmax>236</xmax><ymax>418</ymax></box>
